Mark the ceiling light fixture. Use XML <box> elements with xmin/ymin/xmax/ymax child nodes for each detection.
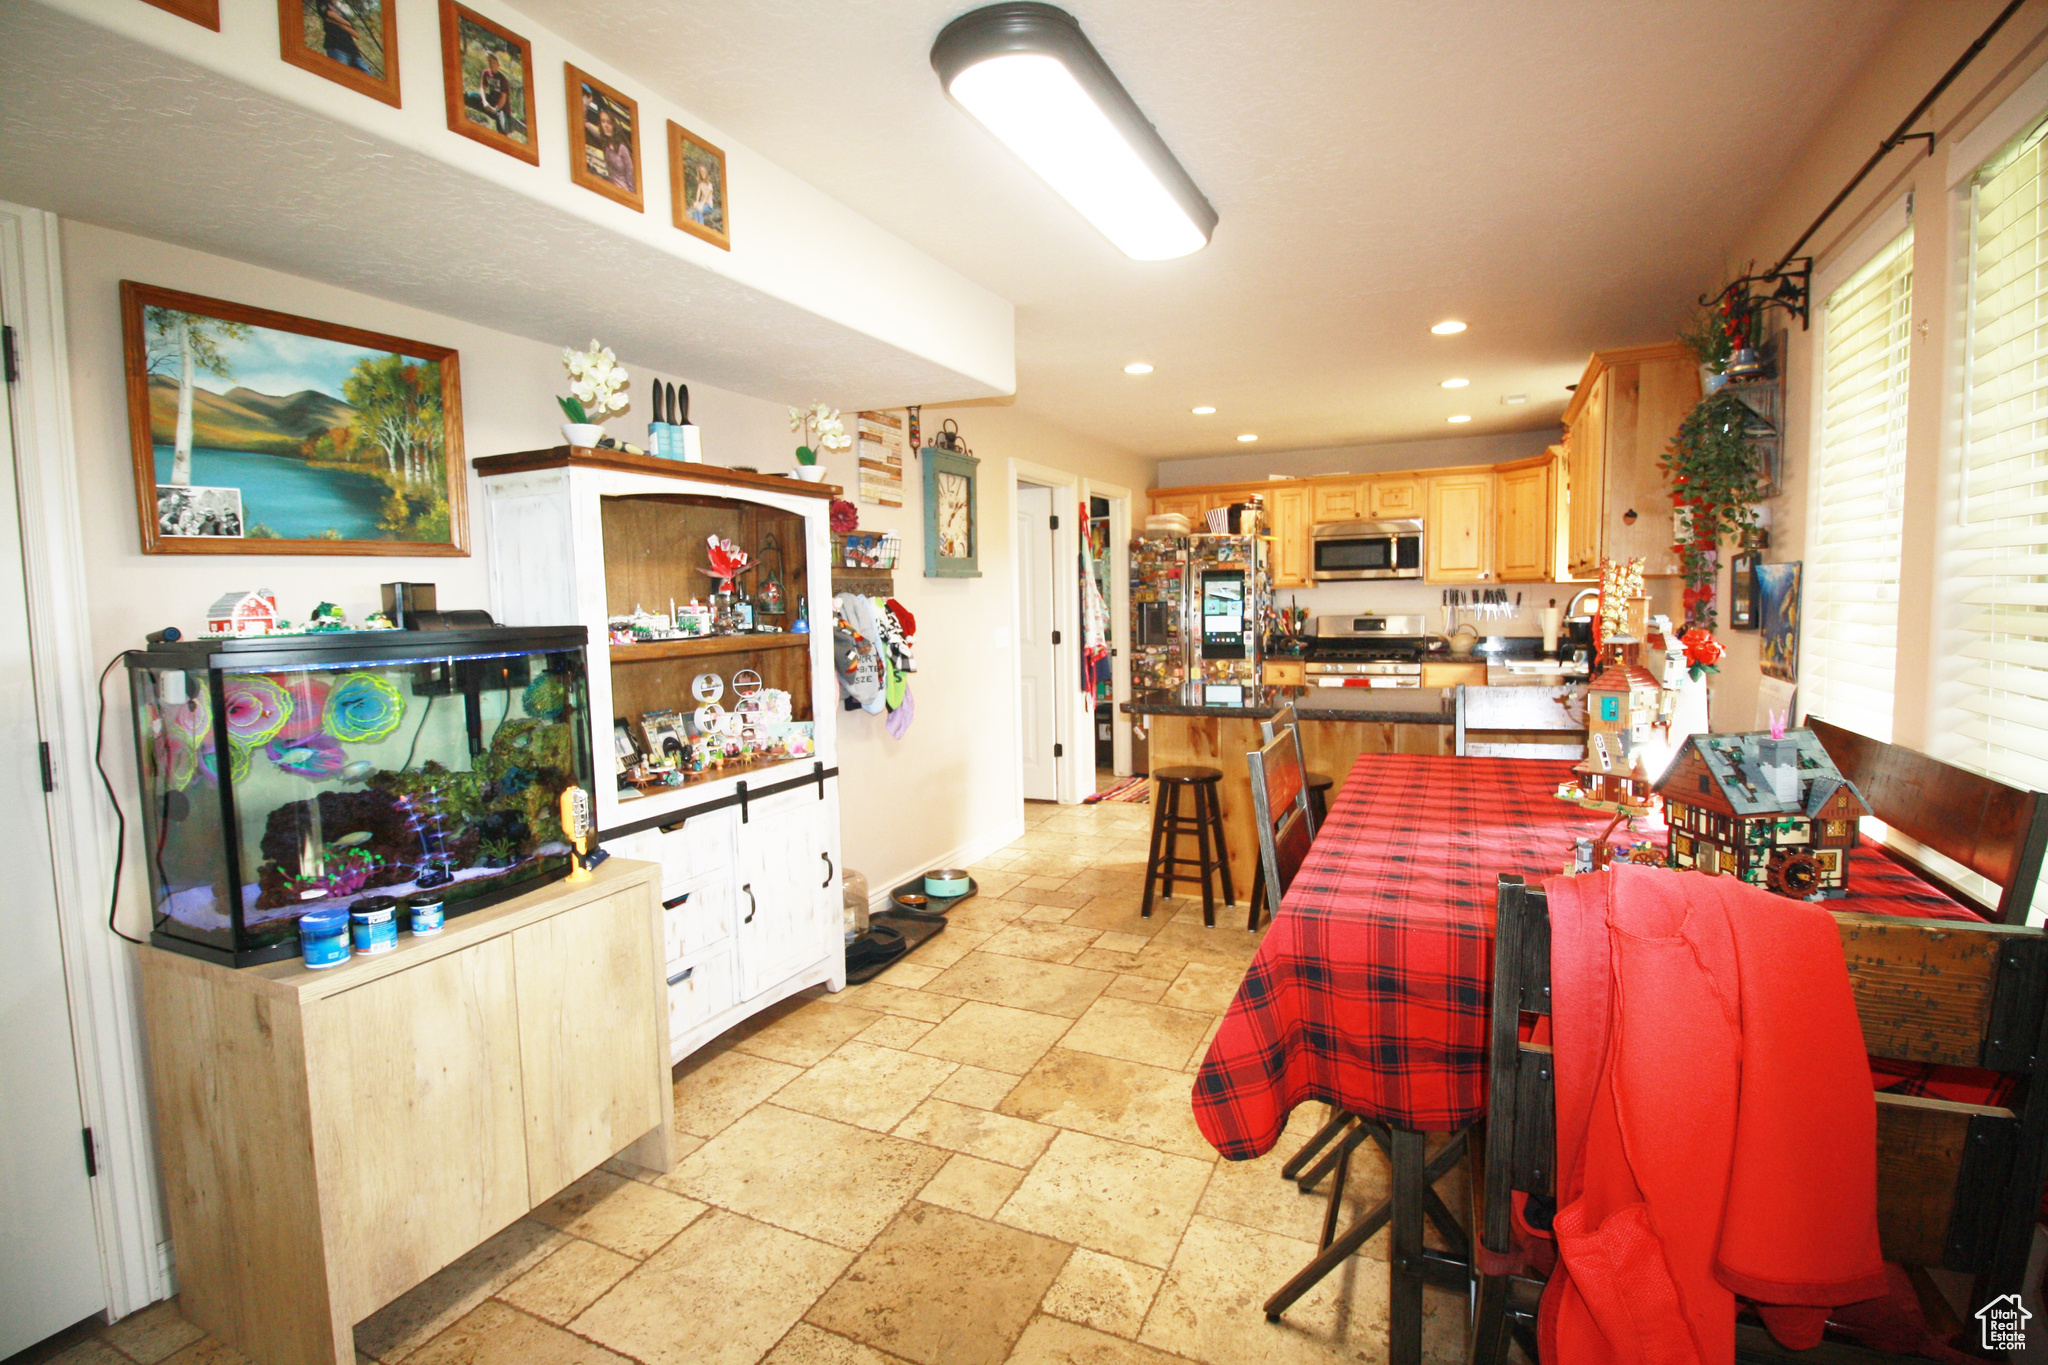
<box><xmin>1237</xmin><ymin>434</ymin><xmax>1258</xmax><ymax>443</ymax></box>
<box><xmin>1123</xmin><ymin>362</ymin><xmax>1154</xmax><ymax>374</ymax></box>
<box><xmin>1431</xmin><ymin>320</ymin><xmax>1467</xmax><ymax>335</ymax></box>
<box><xmin>931</xmin><ymin>4</ymin><xmax>1218</xmax><ymax>261</ymax></box>
<box><xmin>1191</xmin><ymin>406</ymin><xmax>1215</xmax><ymax>415</ymax></box>
<box><xmin>1440</xmin><ymin>377</ymin><xmax>1469</xmax><ymax>389</ymax></box>
<box><xmin>1448</xmin><ymin>414</ymin><xmax>1472</xmax><ymax>424</ymax></box>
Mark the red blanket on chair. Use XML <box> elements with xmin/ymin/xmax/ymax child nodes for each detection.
<box><xmin>1540</xmin><ymin>866</ymin><xmax>1887</xmax><ymax>1364</ymax></box>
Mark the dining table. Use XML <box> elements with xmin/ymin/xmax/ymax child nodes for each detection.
<box><xmin>1190</xmin><ymin>751</ymin><xmax>1982</xmax><ymax>1365</ymax></box>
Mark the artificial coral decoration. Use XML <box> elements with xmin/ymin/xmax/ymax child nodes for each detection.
<box><xmin>790</xmin><ymin>403</ymin><xmax>852</xmax><ymax>466</ymax></box>
<box><xmin>223</xmin><ymin>675</ymin><xmax>292</xmax><ymax>746</ymax></box>
<box><xmin>324</xmin><ymin>671</ymin><xmax>407</xmax><ymax>743</ymax></box>
<box><xmin>557</xmin><ymin>340</ymin><xmax>631</xmax><ymax>426</ymax></box>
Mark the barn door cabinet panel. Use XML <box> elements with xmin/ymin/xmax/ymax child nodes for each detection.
<box><xmin>1562</xmin><ymin>343</ymin><xmax>1697</xmax><ymax>578</ymax></box>
<box><xmin>138</xmin><ymin>862</ymin><xmax>672</xmax><ymax>1365</ymax></box>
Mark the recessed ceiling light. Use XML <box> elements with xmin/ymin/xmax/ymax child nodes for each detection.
<box><xmin>1123</xmin><ymin>362</ymin><xmax>1153</xmax><ymax>374</ymax></box>
<box><xmin>1440</xmin><ymin>377</ymin><xmax>1469</xmax><ymax>389</ymax></box>
<box><xmin>932</xmin><ymin>7</ymin><xmax>1218</xmax><ymax>260</ymax></box>
<box><xmin>1237</xmin><ymin>433</ymin><xmax>1258</xmax><ymax>443</ymax></box>
<box><xmin>1502</xmin><ymin>393</ymin><xmax>1529</xmax><ymax>406</ymax></box>
<box><xmin>1191</xmin><ymin>405</ymin><xmax>1215</xmax><ymax>415</ymax></box>
<box><xmin>1431</xmin><ymin>320</ymin><xmax>1467</xmax><ymax>335</ymax></box>
<box><xmin>1448</xmin><ymin>414</ymin><xmax>1472</xmax><ymax>424</ymax></box>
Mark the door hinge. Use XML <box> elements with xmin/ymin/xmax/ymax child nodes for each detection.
<box><xmin>2</xmin><ymin>326</ymin><xmax>17</xmax><ymax>384</ymax></box>
<box><xmin>1049</xmin><ymin>514</ymin><xmax>1059</xmax><ymax>530</ymax></box>
<box><xmin>82</xmin><ymin>1127</ymin><xmax>97</xmax><ymax>1178</ymax></box>
<box><xmin>38</xmin><ymin>740</ymin><xmax>54</xmax><ymax>793</ymax></box>
<box><xmin>1051</xmin><ymin>629</ymin><xmax>1062</xmax><ymax>645</ymax></box>
<box><xmin>1054</xmin><ymin>743</ymin><xmax>1064</xmax><ymax>758</ymax></box>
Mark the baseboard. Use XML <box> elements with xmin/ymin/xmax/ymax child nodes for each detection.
<box><xmin>863</xmin><ymin>818</ymin><xmax>1028</xmax><ymax>914</ymax></box>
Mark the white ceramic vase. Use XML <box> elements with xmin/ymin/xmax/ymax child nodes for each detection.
<box><xmin>794</xmin><ymin>464</ymin><xmax>827</xmax><ymax>482</ymax></box>
<box><xmin>562</xmin><ymin>422</ymin><xmax>605</xmax><ymax>448</ymax></box>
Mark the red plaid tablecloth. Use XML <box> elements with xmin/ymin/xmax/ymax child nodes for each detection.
<box><xmin>1191</xmin><ymin>753</ymin><xmax>1983</xmax><ymax>1160</ymax></box>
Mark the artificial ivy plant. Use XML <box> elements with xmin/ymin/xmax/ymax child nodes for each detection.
<box><xmin>1660</xmin><ymin>390</ymin><xmax>1768</xmax><ymax>631</ymax></box>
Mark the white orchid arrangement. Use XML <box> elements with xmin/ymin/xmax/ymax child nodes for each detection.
<box><xmin>789</xmin><ymin>402</ymin><xmax>852</xmax><ymax>466</ymax></box>
<box><xmin>558</xmin><ymin>340</ymin><xmax>631</xmax><ymax>425</ymax></box>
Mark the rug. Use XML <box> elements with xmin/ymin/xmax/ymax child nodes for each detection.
<box><xmin>1086</xmin><ymin>775</ymin><xmax>1151</xmax><ymax>804</ymax></box>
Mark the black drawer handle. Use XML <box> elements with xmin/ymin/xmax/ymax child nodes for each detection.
<box><xmin>666</xmin><ymin>966</ymin><xmax>694</xmax><ymax>986</ymax></box>
<box><xmin>821</xmin><ymin>851</ymin><xmax>834</xmax><ymax>888</ymax></box>
<box><xmin>663</xmin><ymin>891</ymin><xmax>692</xmax><ymax>910</ymax></box>
<box><xmin>743</xmin><ymin>883</ymin><xmax>756</xmax><ymax>924</ymax></box>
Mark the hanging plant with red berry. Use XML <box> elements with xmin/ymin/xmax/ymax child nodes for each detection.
<box><xmin>1661</xmin><ymin>389</ymin><xmax>1766</xmax><ymax>632</ymax></box>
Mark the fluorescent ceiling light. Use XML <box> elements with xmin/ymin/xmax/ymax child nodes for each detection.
<box><xmin>933</xmin><ymin>5</ymin><xmax>1218</xmax><ymax>261</ymax></box>
<box><xmin>1191</xmin><ymin>406</ymin><xmax>1215</xmax><ymax>415</ymax></box>
<box><xmin>1440</xmin><ymin>377</ymin><xmax>1469</xmax><ymax>389</ymax></box>
<box><xmin>1237</xmin><ymin>433</ymin><xmax>1258</xmax><ymax>442</ymax></box>
<box><xmin>1448</xmin><ymin>414</ymin><xmax>1472</xmax><ymax>424</ymax></box>
<box><xmin>1124</xmin><ymin>362</ymin><xmax>1154</xmax><ymax>374</ymax></box>
<box><xmin>1431</xmin><ymin>320</ymin><xmax>1467</xmax><ymax>335</ymax></box>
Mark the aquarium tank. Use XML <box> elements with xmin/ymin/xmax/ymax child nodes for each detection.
<box><xmin>127</xmin><ymin>626</ymin><xmax>593</xmax><ymax>967</ymax></box>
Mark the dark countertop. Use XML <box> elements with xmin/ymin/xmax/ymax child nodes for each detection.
<box><xmin>1122</xmin><ymin>684</ymin><xmax>1457</xmax><ymax>725</ymax></box>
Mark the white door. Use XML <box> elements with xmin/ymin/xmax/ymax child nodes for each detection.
<box><xmin>735</xmin><ymin>788</ymin><xmax>831</xmax><ymax>998</ymax></box>
<box><xmin>1016</xmin><ymin>483</ymin><xmax>1058</xmax><ymax>801</ymax></box>
<box><xmin>0</xmin><ymin>356</ymin><xmax>103</xmax><ymax>1353</ymax></box>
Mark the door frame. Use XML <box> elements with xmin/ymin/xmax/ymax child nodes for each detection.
<box><xmin>1080</xmin><ymin>478</ymin><xmax>1133</xmax><ymax>778</ymax></box>
<box><xmin>1007</xmin><ymin>459</ymin><xmax>1087</xmax><ymax>805</ymax></box>
<box><xmin>0</xmin><ymin>201</ymin><xmax>169</xmax><ymax>1318</ymax></box>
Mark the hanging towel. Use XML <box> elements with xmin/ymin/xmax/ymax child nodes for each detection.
<box><xmin>885</xmin><ymin>684</ymin><xmax>915</xmax><ymax>739</ymax></box>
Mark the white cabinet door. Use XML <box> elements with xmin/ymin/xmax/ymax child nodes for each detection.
<box><xmin>735</xmin><ymin>788</ymin><xmax>835</xmax><ymax>998</ymax></box>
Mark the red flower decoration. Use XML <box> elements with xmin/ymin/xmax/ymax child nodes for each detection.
<box><xmin>829</xmin><ymin>499</ymin><xmax>858</xmax><ymax>534</ymax></box>
<box><xmin>1680</xmin><ymin>627</ymin><xmax>1723</xmax><ymax>669</ymax></box>
<box><xmin>704</xmin><ymin>535</ymin><xmax>751</xmax><ymax>583</ymax></box>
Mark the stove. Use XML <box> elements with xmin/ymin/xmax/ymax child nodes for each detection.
<box><xmin>1304</xmin><ymin>614</ymin><xmax>1430</xmax><ymax>688</ymax></box>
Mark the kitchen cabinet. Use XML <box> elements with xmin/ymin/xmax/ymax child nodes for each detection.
<box><xmin>1496</xmin><ymin>449</ymin><xmax>1567</xmax><ymax>582</ymax></box>
<box><xmin>1309</xmin><ymin>478</ymin><xmax>1366</xmax><ymax>523</ymax></box>
<box><xmin>139</xmin><ymin>863</ymin><xmax>672</xmax><ymax>1365</ymax></box>
<box><xmin>1369</xmin><ymin>477</ymin><xmax>1422</xmax><ymax>518</ymax></box>
<box><xmin>1562</xmin><ymin>343</ymin><xmax>1699</xmax><ymax>578</ymax></box>
<box><xmin>1149</xmin><ymin>489</ymin><xmax>1207</xmax><ymax>523</ymax></box>
<box><xmin>1425</xmin><ymin>470</ymin><xmax>1495</xmax><ymax>583</ymax></box>
<box><xmin>1421</xmin><ymin>661</ymin><xmax>1488</xmax><ymax>688</ymax></box>
<box><xmin>1263</xmin><ymin>659</ymin><xmax>1305</xmax><ymax>686</ymax></box>
<box><xmin>1266</xmin><ymin>483</ymin><xmax>1310</xmax><ymax>587</ymax></box>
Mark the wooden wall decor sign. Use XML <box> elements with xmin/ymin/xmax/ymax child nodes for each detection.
<box><xmin>667</xmin><ymin>121</ymin><xmax>730</xmax><ymax>250</ymax></box>
<box><xmin>438</xmin><ymin>0</ymin><xmax>538</xmax><ymax>165</ymax></box>
<box><xmin>566</xmin><ymin>65</ymin><xmax>643</xmax><ymax>212</ymax></box>
<box><xmin>120</xmin><ymin>282</ymin><xmax>468</xmax><ymax>557</ymax></box>
<box><xmin>279</xmin><ymin>0</ymin><xmax>402</xmax><ymax>107</ymax></box>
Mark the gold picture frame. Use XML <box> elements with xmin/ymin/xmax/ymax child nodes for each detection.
<box><xmin>279</xmin><ymin>0</ymin><xmax>401</xmax><ymax>108</ymax></box>
<box><xmin>566</xmin><ymin>65</ymin><xmax>643</xmax><ymax>212</ymax></box>
<box><xmin>668</xmin><ymin>121</ymin><xmax>730</xmax><ymax>250</ymax></box>
<box><xmin>438</xmin><ymin>0</ymin><xmax>538</xmax><ymax>165</ymax></box>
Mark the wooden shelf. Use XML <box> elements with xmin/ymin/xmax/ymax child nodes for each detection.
<box><xmin>614</xmin><ymin>752</ymin><xmax>810</xmax><ymax>806</ymax></box>
<box><xmin>474</xmin><ymin>446</ymin><xmax>842</xmax><ymax>500</ymax></box>
<box><xmin>609</xmin><ymin>633</ymin><xmax>809</xmax><ymax>663</ymax></box>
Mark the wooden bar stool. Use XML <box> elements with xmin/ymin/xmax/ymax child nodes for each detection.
<box><xmin>1142</xmin><ymin>766</ymin><xmax>1234</xmax><ymax>926</ymax></box>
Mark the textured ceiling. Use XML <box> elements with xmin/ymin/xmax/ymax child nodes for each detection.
<box><xmin>517</xmin><ymin>0</ymin><xmax>1906</xmax><ymax>457</ymax></box>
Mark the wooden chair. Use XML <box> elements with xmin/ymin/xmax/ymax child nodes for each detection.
<box><xmin>1249</xmin><ymin>703</ymin><xmax>1331</xmax><ymax>929</ymax></box>
<box><xmin>1454</xmin><ymin>685</ymin><xmax>1586</xmax><ymax>760</ymax></box>
<box><xmin>1471</xmin><ymin>874</ymin><xmax>2048</xmax><ymax>1363</ymax></box>
<box><xmin>1807</xmin><ymin>715</ymin><xmax>2048</xmax><ymax>926</ymax></box>
<box><xmin>1246</xmin><ymin>728</ymin><xmax>1319</xmax><ymax>934</ymax></box>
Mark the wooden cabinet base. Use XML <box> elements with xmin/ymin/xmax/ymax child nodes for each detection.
<box><xmin>1143</xmin><ymin>715</ymin><xmax>1451</xmax><ymax>902</ymax></box>
<box><xmin>139</xmin><ymin>861</ymin><xmax>674</xmax><ymax>1365</ymax></box>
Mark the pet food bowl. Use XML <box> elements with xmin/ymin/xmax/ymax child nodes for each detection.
<box><xmin>894</xmin><ymin>891</ymin><xmax>930</xmax><ymax>910</ymax></box>
<box><xmin>924</xmin><ymin>869</ymin><xmax>971</xmax><ymax>898</ymax></box>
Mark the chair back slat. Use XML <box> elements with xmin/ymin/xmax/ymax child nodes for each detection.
<box><xmin>1807</xmin><ymin>715</ymin><xmax>2048</xmax><ymax>924</ymax></box>
<box><xmin>1875</xmin><ymin>1096</ymin><xmax>1981</xmax><ymax>1267</ymax></box>
<box><xmin>1248</xmin><ymin>729</ymin><xmax>1317</xmax><ymax>906</ymax></box>
<box><xmin>1271</xmin><ymin>807</ymin><xmax>1314</xmax><ymax>897</ymax></box>
<box><xmin>1837</xmin><ymin>912</ymin><xmax>2009</xmax><ymax>1069</ymax></box>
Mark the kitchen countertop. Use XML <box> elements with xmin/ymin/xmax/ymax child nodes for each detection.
<box><xmin>1123</xmin><ymin>684</ymin><xmax>1457</xmax><ymax>725</ymax></box>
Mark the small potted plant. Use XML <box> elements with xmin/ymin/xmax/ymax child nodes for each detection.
<box><xmin>789</xmin><ymin>402</ymin><xmax>851</xmax><ymax>482</ymax></box>
<box><xmin>559</xmin><ymin>340</ymin><xmax>630</xmax><ymax>447</ymax></box>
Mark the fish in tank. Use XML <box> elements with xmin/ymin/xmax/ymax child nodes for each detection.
<box><xmin>127</xmin><ymin>626</ymin><xmax>594</xmax><ymax>967</ymax></box>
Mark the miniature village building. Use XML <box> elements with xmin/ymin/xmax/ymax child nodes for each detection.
<box><xmin>1569</xmin><ymin>661</ymin><xmax>1664</xmax><ymax>811</ymax></box>
<box><xmin>1653</xmin><ymin>729</ymin><xmax>1872</xmax><ymax>898</ymax></box>
<box><xmin>205</xmin><ymin>589</ymin><xmax>279</xmax><ymax>637</ymax></box>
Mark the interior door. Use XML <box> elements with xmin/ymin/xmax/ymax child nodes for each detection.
<box><xmin>0</xmin><ymin>357</ymin><xmax>104</xmax><ymax>1354</ymax></box>
<box><xmin>1016</xmin><ymin>483</ymin><xmax>1057</xmax><ymax>801</ymax></box>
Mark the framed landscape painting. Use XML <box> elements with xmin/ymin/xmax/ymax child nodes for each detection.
<box><xmin>120</xmin><ymin>282</ymin><xmax>468</xmax><ymax>557</ymax></box>
<box><xmin>439</xmin><ymin>0</ymin><xmax>537</xmax><ymax>164</ymax></box>
<box><xmin>668</xmin><ymin>121</ymin><xmax>730</xmax><ymax>250</ymax></box>
<box><xmin>566</xmin><ymin>65</ymin><xmax>643</xmax><ymax>211</ymax></box>
<box><xmin>279</xmin><ymin>0</ymin><xmax>401</xmax><ymax>107</ymax></box>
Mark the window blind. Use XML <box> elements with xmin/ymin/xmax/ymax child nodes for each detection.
<box><xmin>1958</xmin><ymin>117</ymin><xmax>2048</xmax><ymax>801</ymax></box>
<box><xmin>1807</xmin><ymin>228</ymin><xmax>1913</xmax><ymax>742</ymax></box>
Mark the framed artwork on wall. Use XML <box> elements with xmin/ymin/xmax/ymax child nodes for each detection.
<box><xmin>667</xmin><ymin>121</ymin><xmax>730</xmax><ymax>250</ymax></box>
<box><xmin>278</xmin><ymin>0</ymin><xmax>401</xmax><ymax>107</ymax></box>
<box><xmin>1755</xmin><ymin>560</ymin><xmax>1801</xmax><ymax>682</ymax></box>
<box><xmin>566</xmin><ymin>65</ymin><xmax>643</xmax><ymax>211</ymax></box>
<box><xmin>1729</xmin><ymin>549</ymin><xmax>1759</xmax><ymax>630</ymax></box>
<box><xmin>142</xmin><ymin>0</ymin><xmax>220</xmax><ymax>29</ymax></box>
<box><xmin>922</xmin><ymin>447</ymin><xmax>980</xmax><ymax>578</ymax></box>
<box><xmin>120</xmin><ymin>282</ymin><xmax>468</xmax><ymax>557</ymax></box>
<box><xmin>438</xmin><ymin>1</ymin><xmax>537</xmax><ymax>165</ymax></box>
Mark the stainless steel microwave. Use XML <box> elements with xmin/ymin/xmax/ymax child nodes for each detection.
<box><xmin>1311</xmin><ymin>519</ymin><xmax>1424</xmax><ymax>580</ymax></box>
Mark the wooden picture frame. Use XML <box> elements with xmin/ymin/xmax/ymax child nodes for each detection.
<box><xmin>438</xmin><ymin>0</ymin><xmax>538</xmax><ymax>165</ymax></box>
<box><xmin>667</xmin><ymin>121</ymin><xmax>730</xmax><ymax>250</ymax></box>
<box><xmin>1756</xmin><ymin>560</ymin><xmax>1802</xmax><ymax>682</ymax></box>
<box><xmin>142</xmin><ymin>0</ymin><xmax>220</xmax><ymax>29</ymax></box>
<box><xmin>922</xmin><ymin>447</ymin><xmax>981</xmax><ymax>578</ymax></box>
<box><xmin>120</xmin><ymin>282</ymin><xmax>468</xmax><ymax>557</ymax></box>
<box><xmin>278</xmin><ymin>0</ymin><xmax>401</xmax><ymax>107</ymax></box>
<box><xmin>566</xmin><ymin>65</ymin><xmax>643</xmax><ymax>211</ymax></box>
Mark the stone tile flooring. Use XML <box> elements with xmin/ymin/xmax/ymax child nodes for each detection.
<box><xmin>54</xmin><ymin>799</ymin><xmax>1471</xmax><ymax>1365</ymax></box>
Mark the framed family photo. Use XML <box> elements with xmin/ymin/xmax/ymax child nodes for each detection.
<box><xmin>668</xmin><ymin>121</ymin><xmax>730</xmax><ymax>250</ymax></box>
<box><xmin>143</xmin><ymin>0</ymin><xmax>220</xmax><ymax>29</ymax></box>
<box><xmin>567</xmin><ymin>65</ymin><xmax>643</xmax><ymax>211</ymax></box>
<box><xmin>120</xmin><ymin>282</ymin><xmax>468</xmax><ymax>557</ymax></box>
<box><xmin>438</xmin><ymin>1</ymin><xmax>537</xmax><ymax>164</ymax></box>
<box><xmin>279</xmin><ymin>0</ymin><xmax>401</xmax><ymax>107</ymax></box>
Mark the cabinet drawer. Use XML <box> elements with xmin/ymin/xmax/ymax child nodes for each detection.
<box><xmin>661</xmin><ymin>881</ymin><xmax>731</xmax><ymax>963</ymax></box>
<box><xmin>667</xmin><ymin>947</ymin><xmax>736</xmax><ymax>1045</ymax></box>
<box><xmin>653</xmin><ymin>808</ymin><xmax>737</xmax><ymax>891</ymax></box>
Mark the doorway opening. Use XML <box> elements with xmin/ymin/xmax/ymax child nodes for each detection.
<box><xmin>1015</xmin><ymin>481</ymin><xmax>1059</xmax><ymax>802</ymax></box>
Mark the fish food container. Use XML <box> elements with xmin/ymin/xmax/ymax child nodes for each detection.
<box><xmin>297</xmin><ymin>908</ymin><xmax>352</xmax><ymax>969</ymax></box>
<box><xmin>923</xmin><ymin>869</ymin><xmax>971</xmax><ymax>898</ymax></box>
<box><xmin>122</xmin><ymin>624</ymin><xmax>593</xmax><ymax>968</ymax></box>
<box><xmin>405</xmin><ymin>892</ymin><xmax>446</xmax><ymax>936</ymax></box>
<box><xmin>349</xmin><ymin>896</ymin><xmax>400</xmax><ymax>954</ymax></box>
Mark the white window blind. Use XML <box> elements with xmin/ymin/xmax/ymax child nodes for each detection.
<box><xmin>1807</xmin><ymin>228</ymin><xmax>1913</xmax><ymax>742</ymax></box>
<box><xmin>1958</xmin><ymin>117</ymin><xmax>2048</xmax><ymax>799</ymax></box>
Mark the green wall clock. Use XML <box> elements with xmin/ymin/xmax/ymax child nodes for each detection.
<box><xmin>922</xmin><ymin>447</ymin><xmax>981</xmax><ymax>578</ymax></box>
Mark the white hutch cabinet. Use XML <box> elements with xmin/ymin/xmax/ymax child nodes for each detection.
<box><xmin>475</xmin><ymin>448</ymin><xmax>844</xmax><ymax>1063</ymax></box>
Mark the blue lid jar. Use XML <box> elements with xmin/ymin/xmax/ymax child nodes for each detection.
<box><xmin>405</xmin><ymin>891</ymin><xmax>446</xmax><ymax>936</ymax></box>
<box><xmin>350</xmin><ymin>895</ymin><xmax>400</xmax><ymax>955</ymax></box>
<box><xmin>298</xmin><ymin>908</ymin><xmax>352</xmax><ymax>970</ymax></box>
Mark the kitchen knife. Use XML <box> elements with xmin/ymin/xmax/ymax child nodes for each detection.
<box><xmin>677</xmin><ymin>384</ymin><xmax>691</xmax><ymax>425</ymax></box>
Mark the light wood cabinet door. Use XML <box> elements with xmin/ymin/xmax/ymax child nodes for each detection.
<box><xmin>1496</xmin><ymin>458</ymin><xmax>1555</xmax><ymax>582</ymax></box>
<box><xmin>1150</xmin><ymin>491</ymin><xmax>1204</xmax><ymax>523</ymax></box>
<box><xmin>1368</xmin><ymin>478</ymin><xmax>1421</xmax><ymax>519</ymax></box>
<box><xmin>1263</xmin><ymin>660</ymin><xmax>1305</xmax><ymax>686</ymax></box>
<box><xmin>513</xmin><ymin>889</ymin><xmax>666</xmax><ymax>1205</ymax></box>
<box><xmin>1566</xmin><ymin>371</ymin><xmax>1608</xmax><ymax>578</ymax></box>
<box><xmin>1266</xmin><ymin>483</ymin><xmax>1309</xmax><ymax>587</ymax></box>
<box><xmin>1425</xmin><ymin>472</ymin><xmax>1495</xmax><ymax>583</ymax></box>
<box><xmin>1309</xmin><ymin>479</ymin><xmax>1367</xmax><ymax>524</ymax></box>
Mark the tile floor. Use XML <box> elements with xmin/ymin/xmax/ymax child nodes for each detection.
<box><xmin>52</xmin><ymin>798</ymin><xmax>1472</xmax><ymax>1365</ymax></box>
